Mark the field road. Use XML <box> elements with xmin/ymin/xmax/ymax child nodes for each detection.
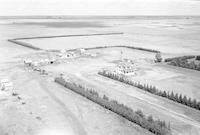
<box><xmin>38</xmin><ymin>77</ymin><xmax>88</xmax><ymax>135</ymax></box>
<box><xmin>61</xmin><ymin>62</ymin><xmax>200</xmax><ymax>135</ymax></box>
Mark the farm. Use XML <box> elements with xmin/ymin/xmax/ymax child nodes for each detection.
<box><xmin>1</xmin><ymin>17</ymin><xmax>200</xmax><ymax>135</ymax></box>
<box><xmin>19</xmin><ymin>45</ymin><xmax>200</xmax><ymax>135</ymax></box>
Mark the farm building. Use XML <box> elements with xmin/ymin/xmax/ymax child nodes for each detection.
<box><xmin>60</xmin><ymin>49</ymin><xmax>67</xmax><ymax>54</ymax></box>
<box><xmin>57</xmin><ymin>51</ymin><xmax>75</xmax><ymax>59</ymax></box>
<box><xmin>49</xmin><ymin>58</ymin><xmax>56</xmax><ymax>64</ymax></box>
<box><xmin>32</xmin><ymin>61</ymin><xmax>39</xmax><ymax>67</ymax></box>
<box><xmin>112</xmin><ymin>61</ymin><xmax>137</xmax><ymax>76</ymax></box>
<box><xmin>76</xmin><ymin>48</ymin><xmax>86</xmax><ymax>55</ymax></box>
<box><xmin>24</xmin><ymin>59</ymin><xmax>32</xmax><ymax>66</ymax></box>
<box><xmin>0</xmin><ymin>79</ymin><xmax>14</xmax><ymax>91</ymax></box>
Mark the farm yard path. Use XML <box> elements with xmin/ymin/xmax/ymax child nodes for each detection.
<box><xmin>57</xmin><ymin>58</ymin><xmax>200</xmax><ymax>135</ymax></box>
<box><xmin>38</xmin><ymin>77</ymin><xmax>87</xmax><ymax>135</ymax></box>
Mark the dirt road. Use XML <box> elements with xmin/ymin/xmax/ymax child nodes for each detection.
<box><xmin>38</xmin><ymin>77</ymin><xmax>87</xmax><ymax>135</ymax></box>
<box><xmin>60</xmin><ymin>60</ymin><xmax>200</xmax><ymax>135</ymax></box>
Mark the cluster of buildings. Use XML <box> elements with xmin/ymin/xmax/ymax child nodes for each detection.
<box><xmin>24</xmin><ymin>58</ymin><xmax>56</xmax><ymax>67</ymax></box>
<box><xmin>23</xmin><ymin>49</ymin><xmax>84</xmax><ymax>68</ymax></box>
<box><xmin>57</xmin><ymin>49</ymin><xmax>76</xmax><ymax>59</ymax></box>
<box><xmin>57</xmin><ymin>48</ymin><xmax>97</xmax><ymax>58</ymax></box>
<box><xmin>23</xmin><ymin>48</ymin><xmax>97</xmax><ymax>71</ymax></box>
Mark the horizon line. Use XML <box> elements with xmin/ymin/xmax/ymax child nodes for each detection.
<box><xmin>0</xmin><ymin>15</ymin><xmax>200</xmax><ymax>18</ymax></box>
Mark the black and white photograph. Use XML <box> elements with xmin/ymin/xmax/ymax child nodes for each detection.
<box><xmin>0</xmin><ymin>0</ymin><xmax>200</xmax><ymax>135</ymax></box>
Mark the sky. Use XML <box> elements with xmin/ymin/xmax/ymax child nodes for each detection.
<box><xmin>0</xmin><ymin>0</ymin><xmax>200</xmax><ymax>16</ymax></box>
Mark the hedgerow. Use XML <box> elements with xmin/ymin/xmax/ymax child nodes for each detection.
<box><xmin>98</xmin><ymin>70</ymin><xmax>200</xmax><ymax>111</ymax></box>
<box><xmin>55</xmin><ymin>77</ymin><xmax>171</xmax><ymax>135</ymax></box>
<box><xmin>164</xmin><ymin>55</ymin><xmax>195</xmax><ymax>62</ymax></box>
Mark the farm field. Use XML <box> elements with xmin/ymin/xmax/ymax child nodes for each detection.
<box><xmin>18</xmin><ymin>35</ymin><xmax>130</xmax><ymax>50</ymax></box>
<box><xmin>10</xmin><ymin>17</ymin><xmax>200</xmax><ymax>56</ymax></box>
<box><xmin>128</xmin><ymin>63</ymin><xmax>200</xmax><ymax>100</ymax></box>
<box><xmin>1</xmin><ymin>16</ymin><xmax>200</xmax><ymax>135</ymax></box>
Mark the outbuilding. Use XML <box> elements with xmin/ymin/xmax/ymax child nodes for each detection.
<box><xmin>24</xmin><ymin>59</ymin><xmax>32</xmax><ymax>66</ymax></box>
<box><xmin>76</xmin><ymin>48</ymin><xmax>85</xmax><ymax>54</ymax></box>
<box><xmin>0</xmin><ymin>79</ymin><xmax>13</xmax><ymax>91</ymax></box>
<box><xmin>2</xmin><ymin>82</ymin><xmax>13</xmax><ymax>90</ymax></box>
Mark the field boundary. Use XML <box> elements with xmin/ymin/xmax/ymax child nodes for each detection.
<box><xmin>8</xmin><ymin>33</ymin><xmax>160</xmax><ymax>53</ymax></box>
<box><xmin>12</xmin><ymin>32</ymin><xmax>124</xmax><ymax>40</ymax></box>
<box><xmin>8</xmin><ymin>39</ymin><xmax>42</xmax><ymax>50</ymax></box>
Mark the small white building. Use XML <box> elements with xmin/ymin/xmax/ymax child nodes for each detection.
<box><xmin>69</xmin><ymin>52</ymin><xmax>75</xmax><ymax>57</ymax></box>
<box><xmin>32</xmin><ymin>61</ymin><xmax>39</xmax><ymax>67</ymax></box>
<box><xmin>60</xmin><ymin>55</ymin><xmax>68</xmax><ymax>59</ymax></box>
<box><xmin>39</xmin><ymin>59</ymin><xmax>45</xmax><ymax>66</ymax></box>
<box><xmin>2</xmin><ymin>82</ymin><xmax>13</xmax><ymax>90</ymax></box>
<box><xmin>60</xmin><ymin>49</ymin><xmax>66</xmax><ymax>54</ymax></box>
<box><xmin>84</xmin><ymin>52</ymin><xmax>97</xmax><ymax>57</ymax></box>
<box><xmin>0</xmin><ymin>79</ymin><xmax>13</xmax><ymax>91</ymax></box>
<box><xmin>44</xmin><ymin>59</ymin><xmax>50</xmax><ymax>64</ymax></box>
<box><xmin>90</xmin><ymin>53</ymin><xmax>97</xmax><ymax>57</ymax></box>
<box><xmin>76</xmin><ymin>48</ymin><xmax>85</xmax><ymax>55</ymax></box>
<box><xmin>49</xmin><ymin>58</ymin><xmax>56</xmax><ymax>64</ymax></box>
<box><xmin>24</xmin><ymin>59</ymin><xmax>32</xmax><ymax>66</ymax></box>
<box><xmin>0</xmin><ymin>79</ymin><xmax>9</xmax><ymax>84</ymax></box>
<box><xmin>57</xmin><ymin>53</ymin><xmax>63</xmax><ymax>57</ymax></box>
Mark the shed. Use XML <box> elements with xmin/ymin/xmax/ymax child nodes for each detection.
<box><xmin>60</xmin><ymin>49</ymin><xmax>66</xmax><ymax>54</ymax></box>
<box><xmin>24</xmin><ymin>59</ymin><xmax>32</xmax><ymax>66</ymax></box>
<box><xmin>76</xmin><ymin>48</ymin><xmax>85</xmax><ymax>54</ymax></box>
<box><xmin>49</xmin><ymin>58</ymin><xmax>56</xmax><ymax>64</ymax></box>
<box><xmin>44</xmin><ymin>59</ymin><xmax>50</xmax><ymax>64</ymax></box>
<box><xmin>32</xmin><ymin>61</ymin><xmax>39</xmax><ymax>67</ymax></box>
<box><xmin>0</xmin><ymin>79</ymin><xmax>13</xmax><ymax>90</ymax></box>
<box><xmin>2</xmin><ymin>82</ymin><xmax>13</xmax><ymax>90</ymax></box>
<box><xmin>0</xmin><ymin>79</ymin><xmax>9</xmax><ymax>84</ymax></box>
<box><xmin>0</xmin><ymin>79</ymin><xmax>8</xmax><ymax>90</ymax></box>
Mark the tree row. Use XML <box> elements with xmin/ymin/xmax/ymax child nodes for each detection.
<box><xmin>55</xmin><ymin>77</ymin><xmax>171</xmax><ymax>135</ymax></box>
<box><xmin>98</xmin><ymin>70</ymin><xmax>200</xmax><ymax>111</ymax></box>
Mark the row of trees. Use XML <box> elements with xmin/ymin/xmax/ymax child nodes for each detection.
<box><xmin>98</xmin><ymin>70</ymin><xmax>200</xmax><ymax>111</ymax></box>
<box><xmin>196</xmin><ymin>56</ymin><xmax>200</xmax><ymax>61</ymax></box>
<box><xmin>8</xmin><ymin>39</ymin><xmax>41</xmax><ymax>50</ymax></box>
<box><xmin>164</xmin><ymin>55</ymin><xmax>200</xmax><ymax>71</ymax></box>
<box><xmin>169</xmin><ymin>58</ymin><xmax>200</xmax><ymax>71</ymax></box>
<box><xmin>164</xmin><ymin>55</ymin><xmax>195</xmax><ymax>62</ymax></box>
<box><xmin>55</xmin><ymin>77</ymin><xmax>171</xmax><ymax>135</ymax></box>
<box><xmin>123</xmin><ymin>46</ymin><xmax>160</xmax><ymax>53</ymax></box>
<box><xmin>84</xmin><ymin>45</ymin><xmax>160</xmax><ymax>53</ymax></box>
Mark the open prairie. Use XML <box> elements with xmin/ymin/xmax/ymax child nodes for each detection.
<box><xmin>10</xmin><ymin>17</ymin><xmax>200</xmax><ymax>56</ymax></box>
<box><xmin>1</xmin><ymin>16</ymin><xmax>200</xmax><ymax>135</ymax></box>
